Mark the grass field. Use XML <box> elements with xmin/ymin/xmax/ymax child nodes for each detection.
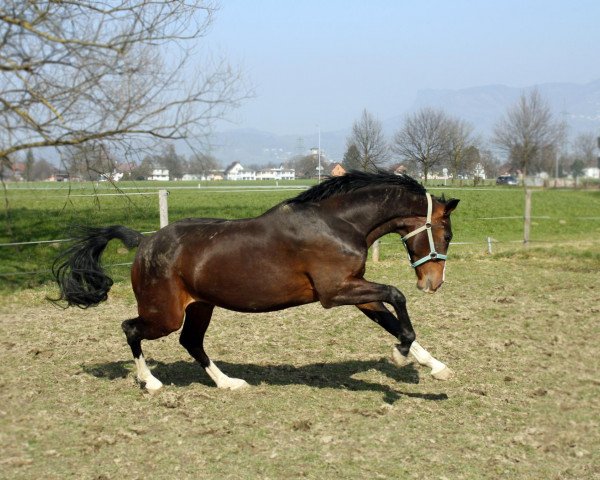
<box><xmin>0</xmin><ymin>243</ymin><xmax>599</xmax><ymax>479</ymax></box>
<box><xmin>1</xmin><ymin>180</ymin><xmax>599</xmax><ymax>478</ymax></box>
<box><xmin>1</xmin><ymin>180</ymin><xmax>600</xmax><ymax>290</ymax></box>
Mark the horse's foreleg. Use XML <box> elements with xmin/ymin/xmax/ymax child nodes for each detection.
<box><xmin>357</xmin><ymin>302</ymin><xmax>410</xmax><ymax>363</ymax></box>
<box><xmin>373</xmin><ymin>289</ymin><xmax>453</xmax><ymax>379</ymax></box>
<box><xmin>403</xmin><ymin>341</ymin><xmax>453</xmax><ymax>380</ymax></box>
<box><xmin>357</xmin><ymin>302</ymin><xmax>405</xmax><ymax>343</ymax></box>
<box><xmin>180</xmin><ymin>302</ymin><xmax>248</xmax><ymax>390</ymax></box>
<box><xmin>357</xmin><ymin>302</ymin><xmax>453</xmax><ymax>381</ymax></box>
<box><xmin>324</xmin><ymin>280</ymin><xmax>416</xmax><ymax>355</ymax></box>
<box><xmin>122</xmin><ymin>318</ymin><xmax>164</xmax><ymax>393</ymax></box>
<box><xmin>391</xmin><ymin>341</ymin><xmax>453</xmax><ymax>380</ymax></box>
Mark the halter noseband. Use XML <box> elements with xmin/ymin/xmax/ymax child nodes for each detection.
<box><xmin>401</xmin><ymin>192</ymin><xmax>447</xmax><ymax>268</ymax></box>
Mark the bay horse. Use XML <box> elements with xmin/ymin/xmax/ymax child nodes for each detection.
<box><xmin>52</xmin><ymin>171</ymin><xmax>459</xmax><ymax>393</ymax></box>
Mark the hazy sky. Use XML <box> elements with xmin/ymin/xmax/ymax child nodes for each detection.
<box><xmin>207</xmin><ymin>0</ymin><xmax>600</xmax><ymax>135</ymax></box>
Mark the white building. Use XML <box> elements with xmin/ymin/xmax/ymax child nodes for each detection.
<box><xmin>99</xmin><ymin>171</ymin><xmax>124</xmax><ymax>182</ymax></box>
<box><xmin>220</xmin><ymin>162</ymin><xmax>296</xmax><ymax>181</ymax></box>
<box><xmin>256</xmin><ymin>165</ymin><xmax>295</xmax><ymax>181</ymax></box>
<box><xmin>181</xmin><ymin>173</ymin><xmax>202</xmax><ymax>181</ymax></box>
<box><xmin>473</xmin><ymin>162</ymin><xmax>486</xmax><ymax>180</ymax></box>
<box><xmin>583</xmin><ymin>167</ymin><xmax>600</xmax><ymax>179</ymax></box>
<box><xmin>149</xmin><ymin>168</ymin><xmax>170</xmax><ymax>181</ymax></box>
<box><xmin>224</xmin><ymin>162</ymin><xmax>256</xmax><ymax>181</ymax></box>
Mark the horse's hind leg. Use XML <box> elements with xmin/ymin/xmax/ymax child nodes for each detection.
<box><xmin>122</xmin><ymin>317</ymin><xmax>165</xmax><ymax>392</ymax></box>
<box><xmin>179</xmin><ymin>302</ymin><xmax>248</xmax><ymax>390</ymax></box>
<box><xmin>121</xmin><ymin>293</ymin><xmax>187</xmax><ymax>392</ymax></box>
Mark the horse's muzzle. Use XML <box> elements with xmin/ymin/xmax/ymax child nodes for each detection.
<box><xmin>415</xmin><ymin>260</ymin><xmax>446</xmax><ymax>293</ymax></box>
<box><xmin>416</xmin><ymin>275</ymin><xmax>444</xmax><ymax>293</ymax></box>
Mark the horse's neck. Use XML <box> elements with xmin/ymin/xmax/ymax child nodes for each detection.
<box><xmin>335</xmin><ymin>188</ymin><xmax>425</xmax><ymax>242</ymax></box>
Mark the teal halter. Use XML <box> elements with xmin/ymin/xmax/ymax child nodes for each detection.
<box><xmin>401</xmin><ymin>193</ymin><xmax>447</xmax><ymax>268</ymax></box>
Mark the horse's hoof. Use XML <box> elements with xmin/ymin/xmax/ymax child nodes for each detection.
<box><xmin>139</xmin><ymin>376</ymin><xmax>163</xmax><ymax>393</ymax></box>
<box><xmin>146</xmin><ymin>384</ymin><xmax>163</xmax><ymax>394</ymax></box>
<box><xmin>226</xmin><ymin>378</ymin><xmax>249</xmax><ymax>391</ymax></box>
<box><xmin>391</xmin><ymin>345</ymin><xmax>411</xmax><ymax>367</ymax></box>
<box><xmin>215</xmin><ymin>377</ymin><xmax>249</xmax><ymax>390</ymax></box>
<box><xmin>431</xmin><ymin>366</ymin><xmax>453</xmax><ymax>381</ymax></box>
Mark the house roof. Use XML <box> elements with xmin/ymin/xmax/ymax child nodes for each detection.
<box><xmin>224</xmin><ymin>161</ymin><xmax>242</xmax><ymax>174</ymax></box>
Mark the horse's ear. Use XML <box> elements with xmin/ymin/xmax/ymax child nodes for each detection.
<box><xmin>444</xmin><ymin>198</ymin><xmax>460</xmax><ymax>215</ymax></box>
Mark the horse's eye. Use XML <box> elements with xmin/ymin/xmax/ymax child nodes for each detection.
<box><xmin>444</xmin><ymin>234</ymin><xmax>452</xmax><ymax>243</ymax></box>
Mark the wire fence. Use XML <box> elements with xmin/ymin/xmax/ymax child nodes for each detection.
<box><xmin>1</xmin><ymin>235</ymin><xmax>597</xmax><ymax>279</ymax></box>
<box><xmin>2</xmin><ymin>186</ymin><xmax>599</xmax><ymax>279</ymax></box>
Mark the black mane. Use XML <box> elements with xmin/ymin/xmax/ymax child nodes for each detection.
<box><xmin>286</xmin><ymin>170</ymin><xmax>426</xmax><ymax>204</ymax></box>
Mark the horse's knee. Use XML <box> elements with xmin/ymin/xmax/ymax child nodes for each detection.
<box><xmin>121</xmin><ymin>318</ymin><xmax>143</xmax><ymax>358</ymax></box>
<box><xmin>179</xmin><ymin>330</ymin><xmax>196</xmax><ymax>349</ymax></box>
<box><xmin>122</xmin><ymin>315</ymin><xmax>180</xmax><ymax>342</ymax></box>
<box><xmin>397</xmin><ymin>330</ymin><xmax>416</xmax><ymax>356</ymax></box>
<box><xmin>389</xmin><ymin>287</ymin><xmax>406</xmax><ymax>305</ymax></box>
<box><xmin>122</xmin><ymin>318</ymin><xmax>141</xmax><ymax>341</ymax></box>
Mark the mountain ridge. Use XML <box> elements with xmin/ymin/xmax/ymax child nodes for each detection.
<box><xmin>210</xmin><ymin>80</ymin><xmax>600</xmax><ymax>165</ymax></box>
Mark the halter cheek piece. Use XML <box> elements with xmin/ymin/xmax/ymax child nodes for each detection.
<box><xmin>401</xmin><ymin>192</ymin><xmax>447</xmax><ymax>268</ymax></box>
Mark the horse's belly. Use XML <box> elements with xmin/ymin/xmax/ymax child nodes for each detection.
<box><xmin>197</xmin><ymin>278</ymin><xmax>316</xmax><ymax>312</ymax></box>
<box><xmin>191</xmin><ymin>271</ymin><xmax>316</xmax><ymax>312</ymax></box>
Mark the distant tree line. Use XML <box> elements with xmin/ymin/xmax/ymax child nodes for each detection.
<box><xmin>3</xmin><ymin>142</ymin><xmax>220</xmax><ymax>182</ymax></box>
<box><xmin>3</xmin><ymin>88</ymin><xmax>597</xmax><ymax>183</ymax></box>
<box><xmin>342</xmin><ymin>89</ymin><xmax>596</xmax><ymax>183</ymax></box>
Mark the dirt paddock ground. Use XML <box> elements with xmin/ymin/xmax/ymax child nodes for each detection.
<box><xmin>1</xmin><ymin>247</ymin><xmax>599</xmax><ymax>479</ymax></box>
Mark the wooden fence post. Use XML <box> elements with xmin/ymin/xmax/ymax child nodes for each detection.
<box><xmin>372</xmin><ymin>239</ymin><xmax>380</xmax><ymax>262</ymax></box>
<box><xmin>523</xmin><ymin>189</ymin><xmax>532</xmax><ymax>245</ymax></box>
<box><xmin>159</xmin><ymin>189</ymin><xmax>169</xmax><ymax>228</ymax></box>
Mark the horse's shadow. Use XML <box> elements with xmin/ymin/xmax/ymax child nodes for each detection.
<box><xmin>83</xmin><ymin>357</ymin><xmax>448</xmax><ymax>404</ymax></box>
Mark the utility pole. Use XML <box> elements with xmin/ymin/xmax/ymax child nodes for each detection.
<box><xmin>557</xmin><ymin>107</ymin><xmax>568</xmax><ymax>187</ymax></box>
<box><xmin>318</xmin><ymin>126</ymin><xmax>322</xmax><ymax>182</ymax></box>
<box><xmin>597</xmin><ymin>136</ymin><xmax>600</xmax><ymax>171</ymax></box>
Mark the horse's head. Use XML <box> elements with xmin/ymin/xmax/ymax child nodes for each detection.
<box><xmin>401</xmin><ymin>194</ymin><xmax>459</xmax><ymax>293</ymax></box>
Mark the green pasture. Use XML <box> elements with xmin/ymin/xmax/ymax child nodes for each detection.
<box><xmin>1</xmin><ymin>180</ymin><xmax>599</xmax><ymax>290</ymax></box>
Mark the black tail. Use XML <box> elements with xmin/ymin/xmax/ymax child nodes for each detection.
<box><xmin>50</xmin><ymin>225</ymin><xmax>144</xmax><ymax>309</ymax></box>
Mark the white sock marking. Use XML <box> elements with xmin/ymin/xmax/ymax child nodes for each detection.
<box><xmin>134</xmin><ymin>354</ymin><xmax>163</xmax><ymax>392</ymax></box>
<box><xmin>409</xmin><ymin>341</ymin><xmax>448</xmax><ymax>376</ymax></box>
<box><xmin>205</xmin><ymin>361</ymin><xmax>249</xmax><ymax>390</ymax></box>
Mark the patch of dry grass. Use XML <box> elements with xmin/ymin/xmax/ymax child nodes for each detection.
<box><xmin>1</xmin><ymin>245</ymin><xmax>599</xmax><ymax>479</ymax></box>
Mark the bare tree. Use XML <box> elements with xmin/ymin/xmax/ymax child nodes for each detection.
<box><xmin>346</xmin><ymin>109</ymin><xmax>389</xmax><ymax>172</ymax></box>
<box><xmin>571</xmin><ymin>132</ymin><xmax>597</xmax><ymax>167</ymax></box>
<box><xmin>63</xmin><ymin>142</ymin><xmax>117</xmax><ymax>181</ymax></box>
<box><xmin>24</xmin><ymin>150</ymin><xmax>34</xmax><ymax>181</ymax></box>
<box><xmin>187</xmin><ymin>152</ymin><xmax>219</xmax><ymax>177</ymax></box>
<box><xmin>291</xmin><ymin>153</ymin><xmax>330</xmax><ymax>179</ymax></box>
<box><xmin>159</xmin><ymin>144</ymin><xmax>185</xmax><ymax>180</ymax></box>
<box><xmin>492</xmin><ymin>89</ymin><xmax>564</xmax><ymax>179</ymax></box>
<box><xmin>446</xmin><ymin>117</ymin><xmax>478</xmax><ymax>180</ymax></box>
<box><xmin>392</xmin><ymin>107</ymin><xmax>450</xmax><ymax>181</ymax></box>
<box><xmin>31</xmin><ymin>158</ymin><xmax>54</xmax><ymax>181</ymax></box>
<box><xmin>0</xmin><ymin>1</ymin><xmax>248</xmax><ymax>168</ymax></box>
<box><xmin>478</xmin><ymin>149</ymin><xmax>501</xmax><ymax>179</ymax></box>
<box><xmin>342</xmin><ymin>143</ymin><xmax>362</xmax><ymax>171</ymax></box>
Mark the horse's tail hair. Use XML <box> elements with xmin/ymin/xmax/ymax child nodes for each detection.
<box><xmin>50</xmin><ymin>225</ymin><xmax>144</xmax><ymax>309</ymax></box>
